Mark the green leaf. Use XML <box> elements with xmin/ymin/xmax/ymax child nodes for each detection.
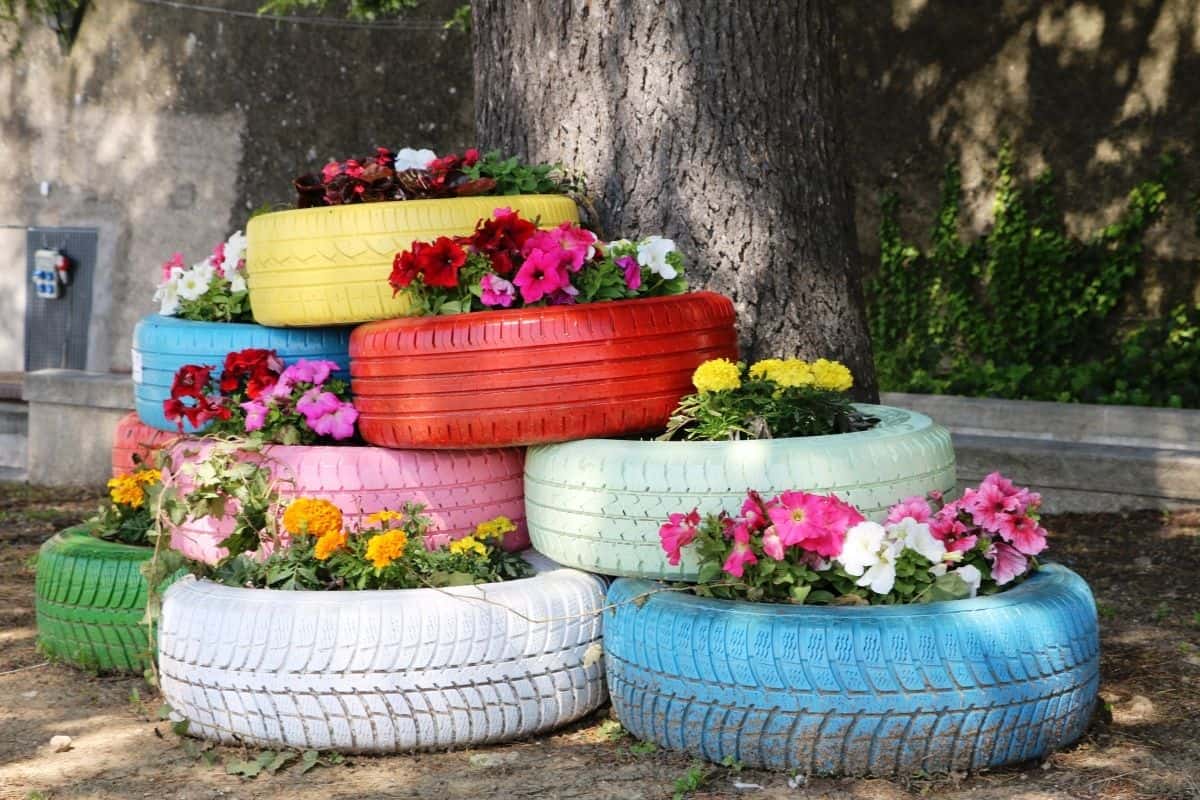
<box><xmin>921</xmin><ymin>571</ymin><xmax>972</xmax><ymax>603</ymax></box>
<box><xmin>171</xmin><ymin>718</ymin><xmax>190</xmax><ymax>737</ymax></box>
<box><xmin>696</xmin><ymin>562</ymin><xmax>722</xmax><ymax>584</ymax></box>
<box><xmin>300</xmin><ymin>749</ymin><xmax>320</xmax><ymax>774</ymax></box>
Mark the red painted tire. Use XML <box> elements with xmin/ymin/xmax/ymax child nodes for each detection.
<box><xmin>111</xmin><ymin>412</ymin><xmax>176</xmax><ymax>477</ymax></box>
<box><xmin>164</xmin><ymin>442</ymin><xmax>527</xmax><ymax>564</ymax></box>
<box><xmin>349</xmin><ymin>292</ymin><xmax>739</xmax><ymax>448</ymax></box>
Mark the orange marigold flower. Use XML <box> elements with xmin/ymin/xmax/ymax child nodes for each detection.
<box><xmin>365</xmin><ymin>529</ymin><xmax>409</xmax><ymax>569</ymax></box>
<box><xmin>313</xmin><ymin>529</ymin><xmax>348</xmax><ymax>561</ymax></box>
<box><xmin>366</xmin><ymin>509</ymin><xmax>405</xmax><ymax>526</ymax></box>
<box><xmin>282</xmin><ymin>497</ymin><xmax>343</xmax><ymax>538</ymax></box>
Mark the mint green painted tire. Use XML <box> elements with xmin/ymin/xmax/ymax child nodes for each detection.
<box><xmin>524</xmin><ymin>405</ymin><xmax>956</xmax><ymax>580</ymax></box>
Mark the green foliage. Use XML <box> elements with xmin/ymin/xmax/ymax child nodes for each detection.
<box><xmin>257</xmin><ymin>0</ymin><xmax>417</xmax><ymax>22</ymax></box>
<box><xmin>672</xmin><ymin>763</ymin><xmax>711</xmax><ymax>800</ymax></box>
<box><xmin>463</xmin><ymin>150</ymin><xmax>576</xmax><ymax>196</ymax></box>
<box><xmin>868</xmin><ymin>144</ymin><xmax>1198</xmax><ymax>407</ymax></box>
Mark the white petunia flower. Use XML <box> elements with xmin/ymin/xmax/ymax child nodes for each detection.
<box><xmin>224</xmin><ymin>230</ymin><xmax>247</xmax><ymax>269</ymax></box>
<box><xmin>889</xmin><ymin>517</ymin><xmax>946</xmax><ymax>564</ymax></box>
<box><xmin>954</xmin><ymin>564</ymin><xmax>983</xmax><ymax>597</ymax></box>
<box><xmin>856</xmin><ymin>539</ymin><xmax>903</xmax><ymax>595</ymax></box>
<box><xmin>636</xmin><ymin>235</ymin><xmax>678</xmax><ymax>279</ymax></box>
<box><xmin>189</xmin><ymin>259</ymin><xmax>215</xmax><ymax>288</ymax></box>
<box><xmin>838</xmin><ymin>521</ymin><xmax>886</xmax><ymax>577</ymax></box>
<box><xmin>228</xmin><ymin>271</ymin><xmax>247</xmax><ymax>294</ymax></box>
<box><xmin>176</xmin><ymin>269</ymin><xmax>208</xmax><ymax>301</ymax></box>
<box><xmin>154</xmin><ymin>281</ymin><xmax>180</xmax><ymax>315</ymax></box>
<box><xmin>394</xmin><ymin>147</ymin><xmax>438</xmax><ymax>172</ymax></box>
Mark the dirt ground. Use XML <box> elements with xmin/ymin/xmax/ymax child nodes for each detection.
<box><xmin>1</xmin><ymin>484</ymin><xmax>1198</xmax><ymax>800</ymax></box>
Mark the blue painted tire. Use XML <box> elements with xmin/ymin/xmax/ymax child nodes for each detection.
<box><xmin>605</xmin><ymin>564</ymin><xmax>1099</xmax><ymax>776</ymax></box>
<box><xmin>132</xmin><ymin>316</ymin><xmax>352</xmax><ymax>432</ymax></box>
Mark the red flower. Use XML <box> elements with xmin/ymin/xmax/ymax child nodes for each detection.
<box><xmin>170</xmin><ymin>364</ymin><xmax>214</xmax><ymax>399</ymax></box>
<box><xmin>219</xmin><ymin>349</ymin><xmax>281</xmax><ymax>399</ymax></box>
<box><xmin>390</xmin><ymin>247</ymin><xmax>421</xmax><ymax>293</ymax></box>
<box><xmin>414</xmin><ymin>236</ymin><xmax>467</xmax><ymax>288</ymax></box>
<box><xmin>374</xmin><ymin>147</ymin><xmax>394</xmax><ymax>167</ymax></box>
<box><xmin>463</xmin><ymin>148</ymin><xmax>480</xmax><ymax>167</ymax></box>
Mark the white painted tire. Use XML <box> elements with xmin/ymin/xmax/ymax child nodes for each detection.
<box><xmin>158</xmin><ymin>553</ymin><xmax>608</xmax><ymax>752</ymax></box>
<box><xmin>525</xmin><ymin>404</ymin><xmax>956</xmax><ymax>580</ymax></box>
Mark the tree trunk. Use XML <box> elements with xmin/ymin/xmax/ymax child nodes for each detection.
<box><xmin>472</xmin><ymin>0</ymin><xmax>877</xmax><ymax>400</ymax></box>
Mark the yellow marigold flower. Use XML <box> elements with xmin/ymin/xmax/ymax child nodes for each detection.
<box><xmin>106</xmin><ymin>475</ymin><xmax>146</xmax><ymax>508</ymax></box>
<box><xmin>366</xmin><ymin>509</ymin><xmax>405</xmax><ymax>527</ymax></box>
<box><xmin>474</xmin><ymin>516</ymin><xmax>516</xmax><ymax>540</ymax></box>
<box><xmin>811</xmin><ymin>358</ymin><xmax>854</xmax><ymax>392</ymax></box>
<box><xmin>748</xmin><ymin>359</ymin><xmax>785</xmax><ymax>381</ymax></box>
<box><xmin>365</xmin><ymin>529</ymin><xmax>409</xmax><ymax>569</ymax></box>
<box><xmin>691</xmin><ymin>358</ymin><xmax>742</xmax><ymax>393</ymax></box>
<box><xmin>133</xmin><ymin>468</ymin><xmax>162</xmax><ymax>486</ymax></box>
<box><xmin>313</xmin><ymin>529</ymin><xmax>348</xmax><ymax>561</ymax></box>
<box><xmin>449</xmin><ymin>536</ymin><xmax>488</xmax><ymax>557</ymax></box>
<box><xmin>282</xmin><ymin>497</ymin><xmax>344</xmax><ymax>538</ymax></box>
<box><xmin>770</xmin><ymin>359</ymin><xmax>816</xmax><ymax>388</ymax></box>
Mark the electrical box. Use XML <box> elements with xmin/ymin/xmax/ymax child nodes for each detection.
<box><xmin>25</xmin><ymin>228</ymin><xmax>97</xmax><ymax>371</ymax></box>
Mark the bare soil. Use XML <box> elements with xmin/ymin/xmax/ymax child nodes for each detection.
<box><xmin>1</xmin><ymin>485</ymin><xmax>1198</xmax><ymax>800</ymax></box>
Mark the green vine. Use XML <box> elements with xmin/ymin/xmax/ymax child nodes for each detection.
<box><xmin>868</xmin><ymin>143</ymin><xmax>1199</xmax><ymax>407</ymax></box>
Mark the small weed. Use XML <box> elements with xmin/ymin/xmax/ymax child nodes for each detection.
<box><xmin>1153</xmin><ymin>603</ymin><xmax>1171</xmax><ymax>623</ymax></box>
<box><xmin>26</xmin><ymin>792</ymin><xmax>50</xmax><ymax>800</ymax></box>
<box><xmin>629</xmin><ymin>740</ymin><xmax>658</xmax><ymax>756</ymax></box>
<box><xmin>598</xmin><ymin>719</ymin><xmax>627</xmax><ymax>741</ymax></box>
<box><xmin>1191</xmin><ymin>611</ymin><xmax>1200</xmax><ymax>627</ymax></box>
<box><xmin>721</xmin><ymin>754</ymin><xmax>743</xmax><ymax>773</ymax></box>
<box><xmin>673</xmin><ymin>762</ymin><xmax>710</xmax><ymax>799</ymax></box>
<box><xmin>1097</xmin><ymin>603</ymin><xmax>1117</xmax><ymax>620</ymax></box>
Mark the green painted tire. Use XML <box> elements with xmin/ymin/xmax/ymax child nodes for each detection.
<box><xmin>525</xmin><ymin>404</ymin><xmax>956</xmax><ymax>580</ymax></box>
<box><xmin>34</xmin><ymin>527</ymin><xmax>156</xmax><ymax>673</ymax></box>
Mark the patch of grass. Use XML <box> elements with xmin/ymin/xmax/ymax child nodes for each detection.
<box><xmin>1097</xmin><ymin>602</ymin><xmax>1117</xmax><ymax>620</ymax></box>
<box><xmin>628</xmin><ymin>740</ymin><xmax>658</xmax><ymax>756</ymax></box>
<box><xmin>1153</xmin><ymin>603</ymin><xmax>1171</xmax><ymax>623</ymax></box>
<box><xmin>673</xmin><ymin>763</ymin><xmax>709</xmax><ymax>799</ymax></box>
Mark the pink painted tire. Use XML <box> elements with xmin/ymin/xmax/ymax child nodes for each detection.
<box><xmin>164</xmin><ymin>442</ymin><xmax>527</xmax><ymax>564</ymax></box>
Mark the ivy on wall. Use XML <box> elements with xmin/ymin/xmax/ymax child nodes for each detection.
<box><xmin>868</xmin><ymin>144</ymin><xmax>1199</xmax><ymax>408</ymax></box>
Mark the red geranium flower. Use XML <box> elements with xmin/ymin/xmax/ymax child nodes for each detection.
<box><xmin>170</xmin><ymin>364</ymin><xmax>214</xmax><ymax>400</ymax></box>
<box><xmin>463</xmin><ymin>148</ymin><xmax>480</xmax><ymax>167</ymax></box>
<box><xmin>414</xmin><ymin>236</ymin><xmax>468</xmax><ymax>288</ymax></box>
<box><xmin>219</xmin><ymin>349</ymin><xmax>281</xmax><ymax>399</ymax></box>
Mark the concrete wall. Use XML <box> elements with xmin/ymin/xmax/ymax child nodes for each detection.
<box><xmin>0</xmin><ymin>0</ymin><xmax>472</xmax><ymax>373</ymax></box>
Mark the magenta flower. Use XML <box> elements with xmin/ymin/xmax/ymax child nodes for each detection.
<box><xmin>161</xmin><ymin>252</ymin><xmax>185</xmax><ymax>281</ymax></box>
<box><xmin>886</xmin><ymin>495</ymin><xmax>932</xmax><ymax>524</ymax></box>
<box><xmin>309</xmin><ymin>401</ymin><xmax>358</xmax><ymax>440</ymax></box>
<box><xmin>513</xmin><ymin>248</ymin><xmax>571</xmax><ymax>303</ymax></box>
<box><xmin>659</xmin><ymin>509</ymin><xmax>701</xmax><ymax>566</ymax></box>
<box><xmin>546</xmin><ymin>284</ymin><xmax>579</xmax><ymax>305</ymax></box>
<box><xmin>210</xmin><ymin>242</ymin><xmax>227</xmax><ymax>277</ymax></box>
<box><xmin>767</xmin><ymin>492</ymin><xmax>858</xmax><ymax>557</ymax></box>
<box><xmin>522</xmin><ymin>222</ymin><xmax>597</xmax><ymax>272</ymax></box>
<box><xmin>722</xmin><ymin>523</ymin><xmax>758</xmax><ymax>578</ymax></box>
<box><xmin>281</xmin><ymin>359</ymin><xmax>338</xmax><ymax>387</ymax></box>
<box><xmin>1000</xmin><ymin>513</ymin><xmax>1048</xmax><ymax>556</ymax></box>
<box><xmin>740</xmin><ymin>490</ymin><xmax>769</xmax><ymax>531</ymax></box>
<box><xmin>929</xmin><ymin>501</ymin><xmax>978</xmax><ymax>552</ymax></box>
<box><xmin>987</xmin><ymin>541</ymin><xmax>1029</xmax><ymax>585</ymax></box>
<box><xmin>616</xmin><ymin>255</ymin><xmax>641</xmax><ymax>291</ymax></box>
<box><xmin>296</xmin><ymin>388</ymin><xmax>341</xmax><ymax>425</ymax></box>
<box><xmin>241</xmin><ymin>399</ymin><xmax>269</xmax><ymax>432</ymax></box>
<box><xmin>761</xmin><ymin>525</ymin><xmax>785</xmax><ymax>561</ymax></box>
<box><xmin>480</xmin><ymin>273</ymin><xmax>517</xmax><ymax>308</ymax></box>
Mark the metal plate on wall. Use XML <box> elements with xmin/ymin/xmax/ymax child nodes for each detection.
<box><xmin>24</xmin><ymin>227</ymin><xmax>97</xmax><ymax>371</ymax></box>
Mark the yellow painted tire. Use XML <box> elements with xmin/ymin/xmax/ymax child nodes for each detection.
<box><xmin>245</xmin><ymin>195</ymin><xmax>580</xmax><ymax>326</ymax></box>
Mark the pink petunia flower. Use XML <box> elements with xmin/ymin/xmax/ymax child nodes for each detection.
<box><xmin>1001</xmin><ymin>513</ymin><xmax>1048</xmax><ymax>556</ymax></box>
<box><xmin>987</xmin><ymin>541</ymin><xmax>1029</xmax><ymax>585</ymax></box>
<box><xmin>616</xmin><ymin>255</ymin><xmax>641</xmax><ymax>291</ymax></box>
<box><xmin>241</xmin><ymin>399</ymin><xmax>269</xmax><ymax>432</ymax></box>
<box><xmin>522</xmin><ymin>222</ymin><xmax>597</xmax><ymax>272</ymax></box>
<box><xmin>296</xmin><ymin>388</ymin><xmax>341</xmax><ymax>426</ymax></box>
<box><xmin>722</xmin><ymin>523</ymin><xmax>758</xmax><ymax>578</ymax></box>
<box><xmin>659</xmin><ymin>509</ymin><xmax>701</xmax><ymax>566</ymax></box>
<box><xmin>766</xmin><ymin>492</ymin><xmax>855</xmax><ymax>558</ymax></box>
<box><xmin>161</xmin><ymin>252</ymin><xmax>185</xmax><ymax>281</ymax></box>
<box><xmin>309</xmin><ymin>400</ymin><xmax>358</xmax><ymax>440</ymax></box>
<box><xmin>281</xmin><ymin>359</ymin><xmax>338</xmax><ymax>387</ymax></box>
<box><xmin>546</xmin><ymin>284</ymin><xmax>579</xmax><ymax>305</ymax></box>
<box><xmin>513</xmin><ymin>248</ymin><xmax>571</xmax><ymax>303</ymax></box>
<box><xmin>886</xmin><ymin>495</ymin><xmax>932</xmax><ymax>524</ymax></box>
<box><xmin>480</xmin><ymin>273</ymin><xmax>517</xmax><ymax>308</ymax></box>
<box><xmin>760</xmin><ymin>525</ymin><xmax>785</xmax><ymax>561</ymax></box>
<box><xmin>210</xmin><ymin>242</ymin><xmax>227</xmax><ymax>277</ymax></box>
<box><xmin>740</xmin><ymin>490</ymin><xmax>769</xmax><ymax>531</ymax></box>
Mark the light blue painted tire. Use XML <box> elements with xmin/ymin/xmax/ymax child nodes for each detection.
<box><xmin>132</xmin><ymin>315</ymin><xmax>352</xmax><ymax>432</ymax></box>
<box><xmin>604</xmin><ymin>564</ymin><xmax>1099</xmax><ymax>776</ymax></box>
<box><xmin>525</xmin><ymin>405</ymin><xmax>956</xmax><ymax>580</ymax></box>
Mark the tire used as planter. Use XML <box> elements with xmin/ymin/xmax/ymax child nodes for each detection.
<box><xmin>605</xmin><ymin>564</ymin><xmax>1099</xmax><ymax>776</ymax></box>
<box><xmin>112</xmin><ymin>411</ymin><xmax>176</xmax><ymax>476</ymax></box>
<box><xmin>525</xmin><ymin>405</ymin><xmax>956</xmax><ymax>580</ymax></box>
<box><xmin>158</xmin><ymin>553</ymin><xmax>608</xmax><ymax>752</ymax></box>
<box><xmin>166</xmin><ymin>442</ymin><xmax>528</xmax><ymax>564</ymax></box>
<box><xmin>35</xmin><ymin>527</ymin><xmax>155</xmax><ymax>673</ymax></box>
<box><xmin>133</xmin><ymin>315</ymin><xmax>352</xmax><ymax>433</ymax></box>
<box><xmin>245</xmin><ymin>195</ymin><xmax>580</xmax><ymax>326</ymax></box>
<box><xmin>350</xmin><ymin>291</ymin><xmax>739</xmax><ymax>449</ymax></box>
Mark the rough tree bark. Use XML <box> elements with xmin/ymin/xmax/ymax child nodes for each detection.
<box><xmin>472</xmin><ymin>0</ymin><xmax>877</xmax><ymax>400</ymax></box>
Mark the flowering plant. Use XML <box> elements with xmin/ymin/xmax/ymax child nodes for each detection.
<box><xmin>207</xmin><ymin>498</ymin><xmax>533</xmax><ymax>591</ymax></box>
<box><xmin>662</xmin><ymin>357</ymin><xmax>876</xmax><ymax>441</ymax></box>
<box><xmin>659</xmin><ymin>473</ymin><xmax>1047</xmax><ymax>605</ymax></box>
<box><xmin>388</xmin><ymin>207</ymin><xmax>687</xmax><ymax>315</ymax></box>
<box><xmin>152</xmin><ymin>231</ymin><xmax>251</xmax><ymax>322</ymax></box>
<box><xmin>163</xmin><ymin>349</ymin><xmax>357</xmax><ymax>443</ymax></box>
<box><xmin>90</xmin><ymin>467</ymin><xmax>163</xmax><ymax>546</ymax></box>
<box><xmin>294</xmin><ymin>147</ymin><xmax>575</xmax><ymax>208</ymax></box>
